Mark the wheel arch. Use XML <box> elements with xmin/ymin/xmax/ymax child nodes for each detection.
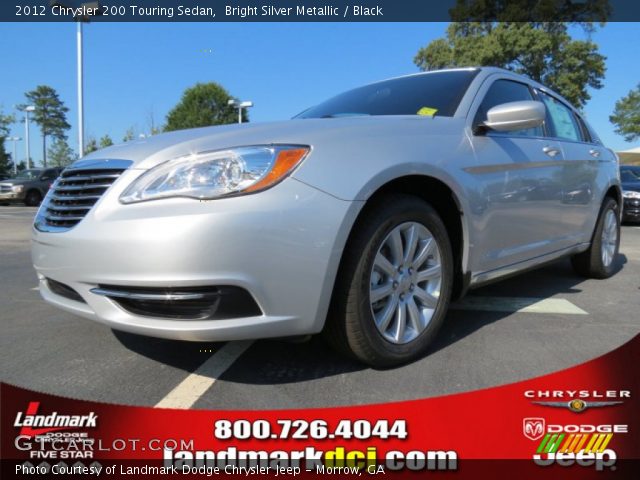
<box><xmin>331</xmin><ymin>174</ymin><xmax>470</xmax><ymax>307</ymax></box>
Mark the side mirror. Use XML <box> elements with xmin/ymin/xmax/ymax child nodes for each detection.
<box><xmin>482</xmin><ymin>100</ymin><xmax>545</xmax><ymax>133</ymax></box>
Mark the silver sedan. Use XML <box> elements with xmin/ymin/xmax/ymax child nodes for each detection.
<box><xmin>32</xmin><ymin>67</ymin><xmax>621</xmax><ymax>366</ymax></box>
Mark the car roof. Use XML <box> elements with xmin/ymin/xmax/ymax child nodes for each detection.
<box><xmin>379</xmin><ymin>66</ymin><xmax>577</xmax><ymax>110</ymax></box>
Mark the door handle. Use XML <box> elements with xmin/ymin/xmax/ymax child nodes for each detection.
<box><xmin>589</xmin><ymin>149</ymin><xmax>601</xmax><ymax>158</ymax></box>
<box><xmin>543</xmin><ymin>146</ymin><xmax>561</xmax><ymax>157</ymax></box>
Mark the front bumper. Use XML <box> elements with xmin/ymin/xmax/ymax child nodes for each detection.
<box><xmin>622</xmin><ymin>198</ymin><xmax>640</xmax><ymax>222</ymax></box>
<box><xmin>0</xmin><ymin>191</ymin><xmax>25</xmax><ymax>202</ymax></box>
<box><xmin>32</xmin><ymin>175</ymin><xmax>359</xmax><ymax>341</ymax></box>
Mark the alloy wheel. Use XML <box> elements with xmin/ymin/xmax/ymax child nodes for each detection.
<box><xmin>601</xmin><ymin>209</ymin><xmax>617</xmax><ymax>267</ymax></box>
<box><xmin>369</xmin><ymin>222</ymin><xmax>442</xmax><ymax>344</ymax></box>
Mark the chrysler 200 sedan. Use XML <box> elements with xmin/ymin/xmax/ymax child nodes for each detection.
<box><xmin>32</xmin><ymin>67</ymin><xmax>621</xmax><ymax>366</ymax></box>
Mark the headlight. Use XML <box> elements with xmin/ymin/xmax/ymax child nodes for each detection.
<box><xmin>120</xmin><ymin>145</ymin><xmax>309</xmax><ymax>204</ymax></box>
<box><xmin>623</xmin><ymin>190</ymin><xmax>640</xmax><ymax>199</ymax></box>
<box><xmin>12</xmin><ymin>185</ymin><xmax>24</xmax><ymax>193</ymax></box>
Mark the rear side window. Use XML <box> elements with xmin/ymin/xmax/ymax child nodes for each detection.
<box><xmin>474</xmin><ymin>80</ymin><xmax>542</xmax><ymax>137</ymax></box>
<box><xmin>538</xmin><ymin>93</ymin><xmax>582</xmax><ymax>142</ymax></box>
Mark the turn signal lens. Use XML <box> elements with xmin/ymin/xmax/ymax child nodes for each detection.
<box><xmin>244</xmin><ymin>148</ymin><xmax>309</xmax><ymax>193</ymax></box>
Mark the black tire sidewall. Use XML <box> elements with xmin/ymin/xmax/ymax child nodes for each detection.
<box><xmin>25</xmin><ymin>190</ymin><xmax>42</xmax><ymax>207</ymax></box>
<box><xmin>591</xmin><ymin>198</ymin><xmax>620</xmax><ymax>277</ymax></box>
<box><xmin>346</xmin><ymin>196</ymin><xmax>453</xmax><ymax>365</ymax></box>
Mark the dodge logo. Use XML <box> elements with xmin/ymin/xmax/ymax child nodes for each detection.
<box><xmin>523</xmin><ymin>417</ymin><xmax>545</xmax><ymax>441</ymax></box>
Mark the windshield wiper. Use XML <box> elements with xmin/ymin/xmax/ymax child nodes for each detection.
<box><xmin>320</xmin><ymin>113</ymin><xmax>371</xmax><ymax>119</ymax></box>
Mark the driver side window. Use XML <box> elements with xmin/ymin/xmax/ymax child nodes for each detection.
<box><xmin>474</xmin><ymin>79</ymin><xmax>543</xmax><ymax>137</ymax></box>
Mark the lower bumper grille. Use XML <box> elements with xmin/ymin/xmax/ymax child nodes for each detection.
<box><xmin>91</xmin><ymin>285</ymin><xmax>262</xmax><ymax>320</ymax></box>
<box><xmin>46</xmin><ymin>278</ymin><xmax>86</xmax><ymax>304</ymax></box>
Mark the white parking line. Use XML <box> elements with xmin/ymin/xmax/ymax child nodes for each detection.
<box><xmin>452</xmin><ymin>296</ymin><xmax>587</xmax><ymax>315</ymax></box>
<box><xmin>155</xmin><ymin>340</ymin><xmax>253</xmax><ymax>409</ymax></box>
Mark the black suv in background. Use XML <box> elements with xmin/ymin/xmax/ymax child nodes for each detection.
<box><xmin>0</xmin><ymin>168</ymin><xmax>62</xmax><ymax>206</ymax></box>
<box><xmin>621</xmin><ymin>166</ymin><xmax>640</xmax><ymax>223</ymax></box>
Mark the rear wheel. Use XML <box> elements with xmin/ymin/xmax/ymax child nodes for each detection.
<box><xmin>24</xmin><ymin>189</ymin><xmax>42</xmax><ymax>207</ymax></box>
<box><xmin>571</xmin><ymin>197</ymin><xmax>620</xmax><ymax>279</ymax></box>
<box><xmin>325</xmin><ymin>195</ymin><xmax>453</xmax><ymax>367</ymax></box>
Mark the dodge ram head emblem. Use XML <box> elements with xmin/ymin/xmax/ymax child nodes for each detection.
<box><xmin>523</xmin><ymin>418</ymin><xmax>546</xmax><ymax>441</ymax></box>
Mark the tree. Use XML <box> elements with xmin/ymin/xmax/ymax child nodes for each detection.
<box><xmin>164</xmin><ymin>82</ymin><xmax>246</xmax><ymax>132</ymax></box>
<box><xmin>414</xmin><ymin>22</ymin><xmax>606</xmax><ymax>108</ymax></box>
<box><xmin>48</xmin><ymin>138</ymin><xmax>76</xmax><ymax>168</ymax></box>
<box><xmin>22</xmin><ymin>85</ymin><xmax>71</xmax><ymax>167</ymax></box>
<box><xmin>123</xmin><ymin>127</ymin><xmax>135</xmax><ymax>142</ymax></box>
<box><xmin>610</xmin><ymin>84</ymin><xmax>640</xmax><ymax>143</ymax></box>
<box><xmin>0</xmin><ymin>109</ymin><xmax>15</xmax><ymax>177</ymax></box>
<box><xmin>99</xmin><ymin>134</ymin><xmax>114</xmax><ymax>148</ymax></box>
<box><xmin>85</xmin><ymin>137</ymin><xmax>98</xmax><ymax>154</ymax></box>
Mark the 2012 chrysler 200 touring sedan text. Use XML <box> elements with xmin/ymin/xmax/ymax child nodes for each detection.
<box><xmin>32</xmin><ymin>67</ymin><xmax>622</xmax><ymax>366</ymax></box>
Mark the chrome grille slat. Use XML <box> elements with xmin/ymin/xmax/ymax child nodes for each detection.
<box><xmin>57</xmin><ymin>173</ymin><xmax>121</xmax><ymax>183</ymax></box>
<box><xmin>35</xmin><ymin>165</ymin><xmax>128</xmax><ymax>232</ymax></box>
<box><xmin>49</xmin><ymin>194</ymin><xmax>102</xmax><ymax>201</ymax></box>
<box><xmin>55</xmin><ymin>184</ymin><xmax>113</xmax><ymax>192</ymax></box>
<box><xmin>46</xmin><ymin>205</ymin><xmax>92</xmax><ymax>212</ymax></box>
<box><xmin>45</xmin><ymin>214</ymin><xmax>87</xmax><ymax>222</ymax></box>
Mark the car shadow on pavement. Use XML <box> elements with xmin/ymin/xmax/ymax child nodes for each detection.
<box><xmin>113</xmin><ymin>255</ymin><xmax>627</xmax><ymax>383</ymax></box>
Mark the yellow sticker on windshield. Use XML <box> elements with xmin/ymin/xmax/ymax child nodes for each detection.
<box><xmin>417</xmin><ymin>107</ymin><xmax>438</xmax><ymax>117</ymax></box>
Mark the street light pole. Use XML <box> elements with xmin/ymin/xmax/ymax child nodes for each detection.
<box><xmin>77</xmin><ymin>20</ymin><xmax>84</xmax><ymax>157</ymax></box>
<box><xmin>24</xmin><ymin>106</ymin><xmax>35</xmax><ymax>169</ymax></box>
<box><xmin>228</xmin><ymin>99</ymin><xmax>254</xmax><ymax>124</ymax></box>
<box><xmin>7</xmin><ymin>137</ymin><xmax>22</xmax><ymax>175</ymax></box>
<box><xmin>50</xmin><ymin>1</ymin><xmax>101</xmax><ymax>157</ymax></box>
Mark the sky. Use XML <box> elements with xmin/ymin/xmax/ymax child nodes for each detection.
<box><xmin>1</xmin><ymin>22</ymin><xmax>638</xmax><ymax>166</ymax></box>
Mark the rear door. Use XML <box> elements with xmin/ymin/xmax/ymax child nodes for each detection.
<box><xmin>535</xmin><ymin>91</ymin><xmax>608</xmax><ymax>243</ymax></box>
<box><xmin>468</xmin><ymin>78</ymin><xmax>567</xmax><ymax>273</ymax></box>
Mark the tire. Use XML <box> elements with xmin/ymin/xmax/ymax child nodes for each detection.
<box><xmin>571</xmin><ymin>197</ymin><xmax>620</xmax><ymax>279</ymax></box>
<box><xmin>325</xmin><ymin>194</ymin><xmax>454</xmax><ymax>367</ymax></box>
<box><xmin>24</xmin><ymin>189</ymin><xmax>42</xmax><ymax>207</ymax></box>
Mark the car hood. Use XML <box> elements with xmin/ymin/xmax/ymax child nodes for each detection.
<box><xmin>74</xmin><ymin>116</ymin><xmax>462</xmax><ymax>171</ymax></box>
<box><xmin>0</xmin><ymin>178</ymin><xmax>27</xmax><ymax>186</ymax></box>
<box><xmin>622</xmin><ymin>181</ymin><xmax>640</xmax><ymax>192</ymax></box>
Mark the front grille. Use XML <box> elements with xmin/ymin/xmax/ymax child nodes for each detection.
<box><xmin>46</xmin><ymin>278</ymin><xmax>86</xmax><ymax>304</ymax></box>
<box><xmin>91</xmin><ymin>285</ymin><xmax>262</xmax><ymax>320</ymax></box>
<box><xmin>36</xmin><ymin>168</ymin><xmax>125</xmax><ymax>231</ymax></box>
<box><xmin>0</xmin><ymin>184</ymin><xmax>12</xmax><ymax>193</ymax></box>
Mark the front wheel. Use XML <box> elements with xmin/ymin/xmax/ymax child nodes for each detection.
<box><xmin>571</xmin><ymin>197</ymin><xmax>620</xmax><ymax>279</ymax></box>
<box><xmin>24</xmin><ymin>190</ymin><xmax>42</xmax><ymax>207</ymax></box>
<box><xmin>325</xmin><ymin>195</ymin><xmax>453</xmax><ymax>367</ymax></box>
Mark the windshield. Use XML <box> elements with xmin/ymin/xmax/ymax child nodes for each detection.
<box><xmin>13</xmin><ymin>169</ymin><xmax>43</xmax><ymax>180</ymax></box>
<box><xmin>297</xmin><ymin>70</ymin><xmax>479</xmax><ymax>119</ymax></box>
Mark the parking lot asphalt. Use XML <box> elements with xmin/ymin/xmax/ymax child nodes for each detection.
<box><xmin>1</xmin><ymin>204</ymin><xmax>639</xmax><ymax>409</ymax></box>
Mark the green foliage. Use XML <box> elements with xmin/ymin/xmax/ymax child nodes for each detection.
<box><xmin>164</xmin><ymin>82</ymin><xmax>246</xmax><ymax>132</ymax></box>
<box><xmin>610</xmin><ymin>84</ymin><xmax>640</xmax><ymax>143</ymax></box>
<box><xmin>414</xmin><ymin>22</ymin><xmax>606</xmax><ymax>108</ymax></box>
<box><xmin>0</xmin><ymin>109</ymin><xmax>16</xmax><ymax>176</ymax></box>
<box><xmin>22</xmin><ymin>85</ymin><xmax>71</xmax><ymax>166</ymax></box>
<box><xmin>123</xmin><ymin>127</ymin><xmax>135</xmax><ymax>142</ymax></box>
<box><xmin>99</xmin><ymin>134</ymin><xmax>114</xmax><ymax>148</ymax></box>
<box><xmin>448</xmin><ymin>0</ymin><xmax>610</xmax><ymax>24</ymax></box>
<box><xmin>85</xmin><ymin>137</ymin><xmax>98</xmax><ymax>154</ymax></box>
<box><xmin>48</xmin><ymin>138</ymin><xmax>76</xmax><ymax>168</ymax></box>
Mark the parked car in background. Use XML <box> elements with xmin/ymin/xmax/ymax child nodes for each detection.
<box><xmin>0</xmin><ymin>168</ymin><xmax>62</xmax><ymax>206</ymax></box>
<box><xmin>32</xmin><ymin>67</ymin><xmax>621</xmax><ymax>366</ymax></box>
<box><xmin>620</xmin><ymin>166</ymin><xmax>640</xmax><ymax>223</ymax></box>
